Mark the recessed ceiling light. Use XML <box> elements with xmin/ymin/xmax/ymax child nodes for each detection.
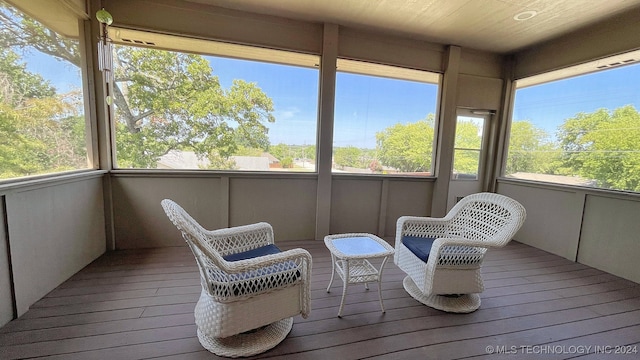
<box><xmin>513</xmin><ymin>10</ymin><xmax>538</xmax><ymax>21</ymax></box>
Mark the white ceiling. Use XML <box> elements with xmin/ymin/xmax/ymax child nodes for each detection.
<box><xmin>187</xmin><ymin>0</ymin><xmax>640</xmax><ymax>54</ymax></box>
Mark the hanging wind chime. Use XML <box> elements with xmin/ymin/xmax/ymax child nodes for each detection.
<box><xmin>96</xmin><ymin>7</ymin><xmax>114</xmax><ymax>105</ymax></box>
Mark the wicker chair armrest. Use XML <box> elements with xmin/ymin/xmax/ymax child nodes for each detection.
<box><xmin>207</xmin><ymin>248</ymin><xmax>312</xmax><ymax>316</ymax></box>
<box><xmin>220</xmin><ymin>248</ymin><xmax>312</xmax><ymax>274</ymax></box>
<box><xmin>431</xmin><ymin>237</ymin><xmax>490</xmax><ymax>249</ymax></box>
<box><xmin>425</xmin><ymin>237</ymin><xmax>489</xmax><ymax>269</ymax></box>
<box><xmin>206</xmin><ymin>222</ymin><xmax>275</xmax><ymax>255</ymax></box>
<box><xmin>396</xmin><ymin>216</ymin><xmax>450</xmax><ymax>239</ymax></box>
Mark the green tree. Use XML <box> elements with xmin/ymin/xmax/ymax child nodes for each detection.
<box><xmin>280</xmin><ymin>157</ymin><xmax>293</xmax><ymax>168</ymax></box>
<box><xmin>453</xmin><ymin>119</ymin><xmax>482</xmax><ymax>175</ymax></box>
<box><xmin>269</xmin><ymin>143</ymin><xmax>292</xmax><ymax>162</ymax></box>
<box><xmin>505</xmin><ymin>120</ymin><xmax>558</xmax><ymax>175</ymax></box>
<box><xmin>0</xmin><ymin>102</ymin><xmax>48</xmax><ymax>177</ymax></box>
<box><xmin>0</xmin><ymin>49</ymin><xmax>55</xmax><ymax>100</ymax></box>
<box><xmin>557</xmin><ymin>106</ymin><xmax>640</xmax><ymax>191</ymax></box>
<box><xmin>234</xmin><ymin>147</ymin><xmax>264</xmax><ymax>157</ymax></box>
<box><xmin>557</xmin><ymin>108</ymin><xmax>609</xmax><ymax>175</ymax></box>
<box><xmin>376</xmin><ymin>115</ymin><xmax>435</xmax><ymax>172</ymax></box>
<box><xmin>334</xmin><ymin>146</ymin><xmax>364</xmax><ymax>169</ymax></box>
<box><xmin>0</xmin><ymin>4</ymin><xmax>79</xmax><ymax>66</ymax></box>
<box><xmin>113</xmin><ymin>47</ymin><xmax>275</xmax><ymax>168</ymax></box>
<box><xmin>1</xmin><ymin>4</ymin><xmax>276</xmax><ymax>170</ymax></box>
<box><xmin>0</xmin><ymin>47</ymin><xmax>85</xmax><ymax>178</ymax></box>
<box><xmin>18</xmin><ymin>91</ymin><xmax>86</xmax><ymax>171</ymax></box>
<box><xmin>300</xmin><ymin>145</ymin><xmax>316</xmax><ymax>161</ymax></box>
<box><xmin>268</xmin><ymin>143</ymin><xmax>316</xmax><ymax>164</ymax></box>
<box><xmin>1</xmin><ymin>4</ymin><xmax>87</xmax><ymax>178</ymax></box>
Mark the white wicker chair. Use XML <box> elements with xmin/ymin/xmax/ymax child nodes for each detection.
<box><xmin>394</xmin><ymin>192</ymin><xmax>526</xmax><ymax>313</ymax></box>
<box><xmin>161</xmin><ymin>199</ymin><xmax>312</xmax><ymax>358</ymax></box>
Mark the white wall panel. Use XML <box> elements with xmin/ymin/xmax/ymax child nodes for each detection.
<box><xmin>6</xmin><ymin>177</ymin><xmax>105</xmax><ymax>316</ymax></box>
<box><xmin>330</xmin><ymin>178</ymin><xmax>382</xmax><ymax>235</ymax></box>
<box><xmin>229</xmin><ymin>177</ymin><xmax>317</xmax><ymax>241</ymax></box>
<box><xmin>384</xmin><ymin>180</ymin><xmax>433</xmax><ymax>238</ymax></box>
<box><xmin>579</xmin><ymin>195</ymin><xmax>640</xmax><ymax>284</ymax></box>
<box><xmin>111</xmin><ymin>175</ymin><xmax>223</xmax><ymax>248</ymax></box>
<box><xmin>497</xmin><ymin>181</ymin><xmax>584</xmax><ymax>260</ymax></box>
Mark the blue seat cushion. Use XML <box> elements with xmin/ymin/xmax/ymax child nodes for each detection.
<box><xmin>402</xmin><ymin>236</ymin><xmax>436</xmax><ymax>263</ymax></box>
<box><xmin>223</xmin><ymin>244</ymin><xmax>282</xmax><ymax>262</ymax></box>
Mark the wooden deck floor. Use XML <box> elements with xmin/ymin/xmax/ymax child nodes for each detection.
<box><xmin>1</xmin><ymin>239</ymin><xmax>640</xmax><ymax>360</ymax></box>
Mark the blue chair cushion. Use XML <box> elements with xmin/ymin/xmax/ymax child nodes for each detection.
<box><xmin>402</xmin><ymin>236</ymin><xmax>436</xmax><ymax>263</ymax></box>
<box><xmin>223</xmin><ymin>244</ymin><xmax>282</xmax><ymax>262</ymax></box>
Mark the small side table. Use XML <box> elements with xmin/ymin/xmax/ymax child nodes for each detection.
<box><xmin>324</xmin><ymin>233</ymin><xmax>395</xmax><ymax>317</ymax></box>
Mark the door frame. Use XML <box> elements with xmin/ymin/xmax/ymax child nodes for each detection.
<box><xmin>446</xmin><ymin>108</ymin><xmax>495</xmax><ymax>210</ymax></box>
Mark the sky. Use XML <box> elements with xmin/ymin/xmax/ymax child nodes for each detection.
<box><xmin>23</xmin><ymin>51</ymin><xmax>438</xmax><ymax>149</ymax></box>
<box><xmin>207</xmin><ymin>56</ymin><xmax>321</xmax><ymax>147</ymax></box>
<box><xmin>513</xmin><ymin>63</ymin><xmax>640</xmax><ymax>139</ymax></box>
<box><xmin>23</xmin><ymin>46</ymin><xmax>640</xmax><ymax>149</ymax></box>
<box><xmin>208</xmin><ymin>56</ymin><xmax>439</xmax><ymax>149</ymax></box>
<box><xmin>20</xmin><ymin>51</ymin><xmax>77</xmax><ymax>93</ymax></box>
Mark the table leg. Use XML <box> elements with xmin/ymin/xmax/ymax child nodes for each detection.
<box><xmin>327</xmin><ymin>254</ymin><xmax>336</xmax><ymax>292</ymax></box>
<box><xmin>377</xmin><ymin>279</ymin><xmax>385</xmax><ymax>313</ymax></box>
<box><xmin>337</xmin><ymin>260</ymin><xmax>349</xmax><ymax>317</ymax></box>
<box><xmin>377</xmin><ymin>256</ymin><xmax>389</xmax><ymax>313</ymax></box>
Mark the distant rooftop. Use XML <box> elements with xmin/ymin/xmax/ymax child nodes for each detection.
<box><xmin>157</xmin><ymin>150</ymin><xmax>274</xmax><ymax>171</ymax></box>
<box><xmin>157</xmin><ymin>150</ymin><xmax>209</xmax><ymax>169</ymax></box>
<box><xmin>230</xmin><ymin>156</ymin><xmax>270</xmax><ymax>171</ymax></box>
<box><xmin>508</xmin><ymin>172</ymin><xmax>596</xmax><ymax>186</ymax></box>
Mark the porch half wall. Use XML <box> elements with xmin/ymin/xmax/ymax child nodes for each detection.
<box><xmin>498</xmin><ymin>180</ymin><xmax>640</xmax><ymax>284</ymax></box>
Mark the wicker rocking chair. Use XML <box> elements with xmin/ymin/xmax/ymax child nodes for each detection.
<box><xmin>394</xmin><ymin>192</ymin><xmax>526</xmax><ymax>313</ymax></box>
<box><xmin>161</xmin><ymin>199</ymin><xmax>312</xmax><ymax>357</ymax></box>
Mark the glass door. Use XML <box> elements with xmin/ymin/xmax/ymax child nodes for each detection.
<box><xmin>447</xmin><ymin>108</ymin><xmax>492</xmax><ymax>210</ymax></box>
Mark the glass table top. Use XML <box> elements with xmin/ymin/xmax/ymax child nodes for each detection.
<box><xmin>330</xmin><ymin>236</ymin><xmax>389</xmax><ymax>256</ymax></box>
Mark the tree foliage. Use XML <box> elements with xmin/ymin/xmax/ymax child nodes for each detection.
<box><xmin>1</xmin><ymin>2</ymin><xmax>277</xmax><ymax>173</ymax></box>
<box><xmin>507</xmin><ymin>106</ymin><xmax>640</xmax><ymax>191</ymax></box>
<box><xmin>376</xmin><ymin>115</ymin><xmax>435</xmax><ymax>172</ymax></box>
<box><xmin>452</xmin><ymin>119</ymin><xmax>482</xmax><ymax>175</ymax></box>
<box><xmin>112</xmin><ymin>46</ymin><xmax>275</xmax><ymax>168</ymax></box>
<box><xmin>0</xmin><ymin>101</ymin><xmax>47</xmax><ymax>177</ymax></box>
<box><xmin>1</xmin><ymin>3</ymin><xmax>87</xmax><ymax>178</ymax></box>
<box><xmin>557</xmin><ymin>106</ymin><xmax>640</xmax><ymax>191</ymax></box>
<box><xmin>334</xmin><ymin>146</ymin><xmax>365</xmax><ymax>169</ymax></box>
<box><xmin>0</xmin><ymin>4</ymin><xmax>79</xmax><ymax>66</ymax></box>
<box><xmin>505</xmin><ymin>120</ymin><xmax>559</xmax><ymax>175</ymax></box>
<box><xmin>0</xmin><ymin>47</ymin><xmax>85</xmax><ymax>179</ymax></box>
<box><xmin>280</xmin><ymin>157</ymin><xmax>293</xmax><ymax>168</ymax></box>
<box><xmin>269</xmin><ymin>143</ymin><xmax>315</xmax><ymax>168</ymax></box>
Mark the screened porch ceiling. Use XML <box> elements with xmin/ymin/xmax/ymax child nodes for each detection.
<box><xmin>189</xmin><ymin>0</ymin><xmax>640</xmax><ymax>54</ymax></box>
<box><xmin>12</xmin><ymin>0</ymin><xmax>640</xmax><ymax>88</ymax></box>
<box><xmin>14</xmin><ymin>0</ymin><xmax>640</xmax><ymax>86</ymax></box>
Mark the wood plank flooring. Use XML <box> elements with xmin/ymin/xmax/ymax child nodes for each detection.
<box><xmin>1</xmin><ymin>239</ymin><xmax>639</xmax><ymax>359</ymax></box>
